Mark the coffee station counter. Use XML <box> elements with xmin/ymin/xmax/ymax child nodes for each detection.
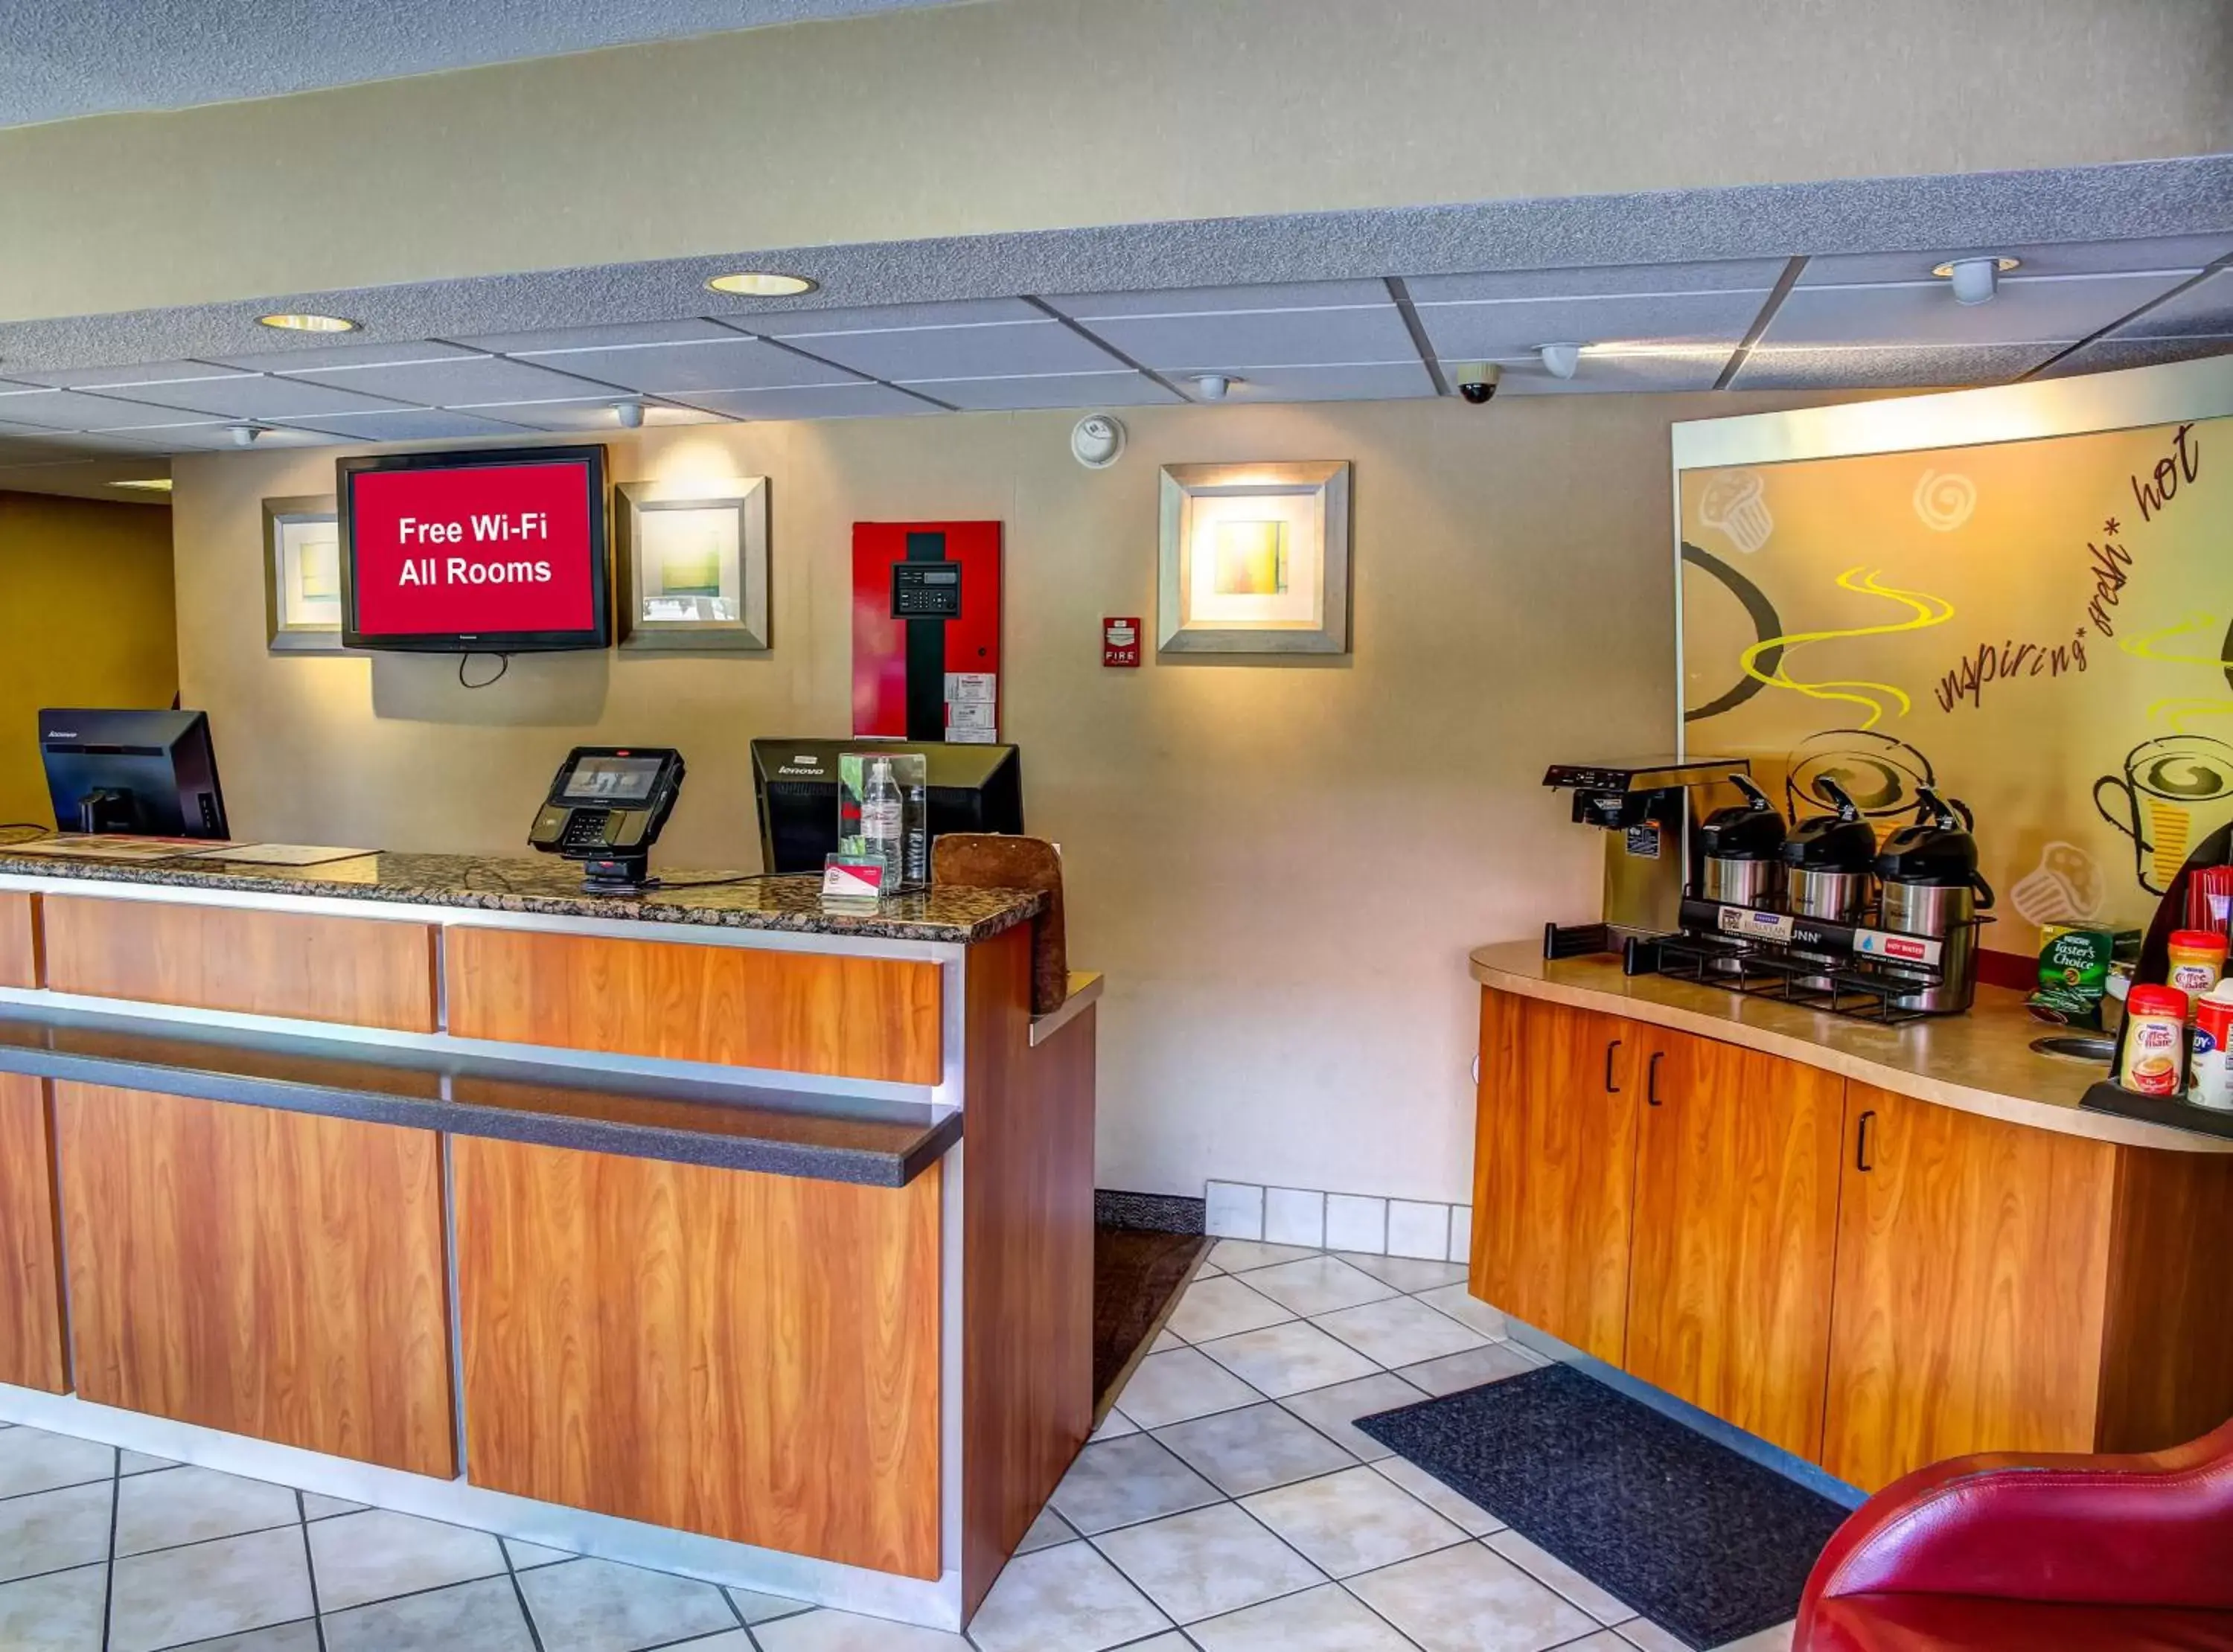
<box><xmin>1465</xmin><ymin>936</ymin><xmax>2233</xmax><ymax>1497</ymax></box>
<box><xmin>1469</xmin><ymin>940</ymin><xmax>2232</xmax><ymax>1153</ymax></box>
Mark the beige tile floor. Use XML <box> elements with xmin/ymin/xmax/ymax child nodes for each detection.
<box><xmin>0</xmin><ymin>1243</ymin><xmax>1798</xmax><ymax>1651</ymax></box>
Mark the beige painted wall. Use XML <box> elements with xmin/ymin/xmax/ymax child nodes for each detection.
<box><xmin>7</xmin><ymin>0</ymin><xmax>2230</xmax><ymax>319</ymax></box>
<box><xmin>0</xmin><ymin>492</ymin><xmax>179</xmax><ymax>827</ymax></box>
<box><xmin>178</xmin><ymin>389</ymin><xmax>1836</xmax><ymax>1201</ymax></box>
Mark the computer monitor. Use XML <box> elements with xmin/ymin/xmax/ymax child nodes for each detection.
<box><xmin>751</xmin><ymin>740</ymin><xmax>1023</xmax><ymax>874</ymax></box>
<box><xmin>39</xmin><ymin>708</ymin><xmax>230</xmax><ymax>839</ymax></box>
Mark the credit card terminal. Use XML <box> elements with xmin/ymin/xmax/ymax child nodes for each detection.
<box><xmin>529</xmin><ymin>746</ymin><xmax>685</xmax><ymax>893</ymax></box>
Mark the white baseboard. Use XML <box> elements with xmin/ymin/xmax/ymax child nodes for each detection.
<box><xmin>1204</xmin><ymin>1180</ymin><xmax>1473</xmax><ymax>1265</ymax></box>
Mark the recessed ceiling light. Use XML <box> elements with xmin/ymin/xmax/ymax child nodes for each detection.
<box><xmin>1932</xmin><ymin>255</ymin><xmax>2020</xmax><ymax>306</ymax></box>
<box><xmin>1930</xmin><ymin>256</ymin><xmax>2022</xmax><ymax>279</ymax></box>
<box><xmin>256</xmin><ymin>312</ymin><xmax>360</xmax><ymax>333</ymax></box>
<box><xmin>111</xmin><ymin>478</ymin><xmax>173</xmax><ymax>492</ymax></box>
<box><xmin>704</xmin><ymin>271</ymin><xmax>817</xmax><ymax>298</ymax></box>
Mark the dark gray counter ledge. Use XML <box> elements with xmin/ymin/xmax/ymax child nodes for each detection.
<box><xmin>0</xmin><ymin>1004</ymin><xmax>959</xmax><ymax>1187</ymax></box>
<box><xmin>0</xmin><ymin>847</ymin><xmax>1043</xmax><ymax>944</ymax></box>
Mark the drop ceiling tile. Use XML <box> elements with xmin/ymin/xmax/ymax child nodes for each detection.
<box><xmin>808</xmin><ymin>321</ymin><xmax>1125</xmax><ymax>382</ymax></box>
<box><xmin>749</xmin><ymin>298</ymin><xmax>1044</xmax><ymax>338</ymax></box>
<box><xmin>1466</xmin><ymin>348</ymin><xmax>1734</xmax><ymax>394</ymax></box>
<box><xmin>1764</xmin><ymin>271</ymin><xmax>2191</xmax><ymax>348</ymax></box>
<box><xmin>22</xmin><ymin>360</ymin><xmax>256</xmax><ymax>391</ymax></box>
<box><xmin>286</xmin><ymin>354</ymin><xmax>624</xmax><ymax>406</ymax></box>
<box><xmin>211</xmin><ymin>339</ymin><xmax>485</xmax><ymax>372</ymax></box>
<box><xmin>1</xmin><ymin>428</ymin><xmax>171</xmax><ymax>454</ymax></box>
<box><xmin>1414</xmin><ymin>290</ymin><xmax>1764</xmax><ymax>359</ymax></box>
<box><xmin>0</xmin><ymin>385</ymin><xmax>233</xmax><ymax>432</ymax></box>
<box><xmin>1044</xmin><ymin>281</ymin><xmax>1395</xmax><ymax>319</ymax></box>
<box><xmin>453</xmin><ymin>317</ymin><xmax>743</xmax><ymax>353</ymax></box>
<box><xmin>508</xmin><ymin>337</ymin><xmax>863</xmax><ymax>394</ymax></box>
<box><xmin>466</xmin><ymin>398</ymin><xmax>724</xmax><ymax>432</ymax></box>
<box><xmin>670</xmin><ymin>383</ymin><xmax>939</xmax><ymax>420</ymax></box>
<box><xmin>1734</xmin><ymin>343</ymin><xmax>2054</xmax><ymax>391</ymax></box>
<box><xmin>2109</xmin><ymin>266</ymin><xmax>2233</xmax><ymax>339</ymax></box>
<box><xmin>1077</xmin><ymin>306</ymin><xmax>1418</xmax><ymax>371</ymax></box>
<box><xmin>147</xmin><ymin>423</ymin><xmax>351</xmax><ymax>451</ymax></box>
<box><xmin>909</xmin><ymin>371</ymin><xmax>1181</xmax><ymax>412</ymax></box>
<box><xmin>1195</xmin><ymin>362</ymin><xmax>1437</xmax><ymax>401</ymax></box>
<box><xmin>1405</xmin><ymin>259</ymin><xmax>1786</xmax><ymax>304</ymax></box>
<box><xmin>2036</xmin><ymin>336</ymin><xmax>2233</xmax><ymax>378</ymax></box>
<box><xmin>87</xmin><ymin>377</ymin><xmax>412</xmax><ymax>420</ymax></box>
<box><xmin>267</xmin><ymin>409</ymin><xmax>534</xmax><ymax>442</ymax></box>
<box><xmin>1798</xmin><ymin>234</ymin><xmax>2233</xmax><ymax>286</ymax></box>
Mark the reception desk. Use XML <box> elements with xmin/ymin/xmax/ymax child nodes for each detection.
<box><xmin>0</xmin><ymin>848</ymin><xmax>1098</xmax><ymax>1631</ymax></box>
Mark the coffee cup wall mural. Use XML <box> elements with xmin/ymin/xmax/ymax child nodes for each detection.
<box><xmin>1678</xmin><ymin>370</ymin><xmax>2230</xmax><ymax>952</ymax></box>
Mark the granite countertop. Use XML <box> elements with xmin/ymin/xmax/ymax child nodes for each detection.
<box><xmin>1470</xmin><ymin>940</ymin><xmax>2233</xmax><ymax>1155</ymax></box>
<box><xmin>0</xmin><ymin>844</ymin><xmax>1041</xmax><ymax>944</ymax></box>
<box><xmin>0</xmin><ymin>1001</ymin><xmax>957</xmax><ymax>1186</ymax></box>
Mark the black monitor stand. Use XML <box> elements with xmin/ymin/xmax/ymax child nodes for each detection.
<box><xmin>77</xmin><ymin>790</ymin><xmax>136</xmax><ymax>833</ymax></box>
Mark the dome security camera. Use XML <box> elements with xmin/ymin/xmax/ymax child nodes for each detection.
<box><xmin>1455</xmin><ymin>362</ymin><xmax>1501</xmax><ymax>404</ymax></box>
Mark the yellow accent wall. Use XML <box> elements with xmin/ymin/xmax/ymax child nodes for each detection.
<box><xmin>0</xmin><ymin>492</ymin><xmax>179</xmax><ymax>827</ymax></box>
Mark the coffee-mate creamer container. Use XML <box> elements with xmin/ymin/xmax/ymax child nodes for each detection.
<box><xmin>2121</xmin><ymin>985</ymin><xmax>2189</xmax><ymax>1097</ymax></box>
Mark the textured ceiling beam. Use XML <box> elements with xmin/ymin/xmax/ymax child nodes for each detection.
<box><xmin>2</xmin><ymin>159</ymin><xmax>2228</xmax><ymax>377</ymax></box>
<box><xmin>2</xmin><ymin>0</ymin><xmax>2228</xmax><ymax>324</ymax></box>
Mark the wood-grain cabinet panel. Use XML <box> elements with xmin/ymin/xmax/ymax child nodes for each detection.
<box><xmin>0</xmin><ymin>1073</ymin><xmax>66</xmax><ymax>1392</ymax></box>
<box><xmin>1472</xmin><ymin>990</ymin><xmax>1639</xmax><ymax>1363</ymax></box>
<box><xmin>0</xmin><ymin>892</ymin><xmax>38</xmax><ymax>987</ymax></box>
<box><xmin>445</xmin><ymin>926</ymin><xmax>942</xmax><ymax>1084</ymax></box>
<box><xmin>54</xmin><ymin>1083</ymin><xmax>455</xmax><ymax>1474</ymax></box>
<box><xmin>453</xmin><ymin>1136</ymin><xmax>944</xmax><ymax>1577</ymax></box>
<box><xmin>1625</xmin><ymin>1031</ymin><xmax>1844</xmax><ymax>1461</ymax></box>
<box><xmin>41</xmin><ymin>895</ymin><xmax>438</xmax><ymax>1031</ymax></box>
<box><xmin>1820</xmin><ymin>1081</ymin><xmax>2118</xmax><ymax>1491</ymax></box>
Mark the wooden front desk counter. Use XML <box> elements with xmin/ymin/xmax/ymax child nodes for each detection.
<box><xmin>1469</xmin><ymin>941</ymin><xmax>2233</xmax><ymax>1495</ymax></box>
<box><xmin>0</xmin><ymin>854</ymin><xmax>1099</xmax><ymax>1632</ymax></box>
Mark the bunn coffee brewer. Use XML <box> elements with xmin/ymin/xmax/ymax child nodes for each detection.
<box><xmin>529</xmin><ymin>746</ymin><xmax>686</xmax><ymax>894</ymax></box>
<box><xmin>1541</xmin><ymin>756</ymin><xmax>1754</xmax><ymax>955</ymax></box>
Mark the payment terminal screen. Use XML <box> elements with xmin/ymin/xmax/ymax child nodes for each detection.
<box><xmin>562</xmin><ymin>756</ymin><xmax>663</xmax><ymax>803</ymax></box>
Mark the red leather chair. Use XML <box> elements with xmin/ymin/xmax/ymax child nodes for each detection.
<box><xmin>1796</xmin><ymin>1421</ymin><xmax>2233</xmax><ymax>1651</ymax></box>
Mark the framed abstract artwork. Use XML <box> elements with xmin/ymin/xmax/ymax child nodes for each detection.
<box><xmin>616</xmin><ymin>476</ymin><xmax>770</xmax><ymax>650</ymax></box>
<box><xmin>1157</xmin><ymin>461</ymin><xmax>1352</xmax><ymax>655</ymax></box>
<box><xmin>262</xmin><ymin>494</ymin><xmax>345</xmax><ymax>652</ymax></box>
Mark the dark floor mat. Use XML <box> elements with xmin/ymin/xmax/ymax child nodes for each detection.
<box><xmin>1093</xmin><ymin>1224</ymin><xmax>1209</xmax><ymax>1414</ymax></box>
<box><xmin>1357</xmin><ymin>1363</ymin><xmax>1849</xmax><ymax>1651</ymax></box>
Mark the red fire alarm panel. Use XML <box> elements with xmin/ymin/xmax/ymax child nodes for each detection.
<box><xmin>1103</xmin><ymin>616</ymin><xmax>1142</xmax><ymax>667</ymax></box>
<box><xmin>852</xmin><ymin>522</ymin><xmax>1003</xmax><ymax>742</ymax></box>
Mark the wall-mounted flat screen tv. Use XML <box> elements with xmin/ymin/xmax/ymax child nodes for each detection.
<box><xmin>339</xmin><ymin>445</ymin><xmax>611</xmax><ymax>652</ymax></box>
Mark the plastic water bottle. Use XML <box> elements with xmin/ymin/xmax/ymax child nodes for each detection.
<box><xmin>863</xmin><ymin>758</ymin><xmax>904</xmax><ymax>892</ymax></box>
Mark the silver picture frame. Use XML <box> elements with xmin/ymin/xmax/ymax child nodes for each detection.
<box><xmin>262</xmin><ymin>493</ymin><xmax>345</xmax><ymax>653</ymax></box>
<box><xmin>1157</xmin><ymin>461</ymin><xmax>1352</xmax><ymax>655</ymax></box>
<box><xmin>616</xmin><ymin>476</ymin><xmax>770</xmax><ymax>651</ymax></box>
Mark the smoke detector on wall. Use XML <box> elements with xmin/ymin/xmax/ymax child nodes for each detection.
<box><xmin>1070</xmin><ymin>413</ymin><xmax>1127</xmax><ymax>469</ymax></box>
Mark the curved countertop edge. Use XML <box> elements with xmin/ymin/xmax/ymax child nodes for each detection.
<box><xmin>1030</xmin><ymin>973</ymin><xmax>1104</xmax><ymax>1048</ymax></box>
<box><xmin>0</xmin><ymin>851</ymin><xmax>1044</xmax><ymax>944</ymax></box>
<box><xmin>1469</xmin><ymin>940</ymin><xmax>2233</xmax><ymax>1156</ymax></box>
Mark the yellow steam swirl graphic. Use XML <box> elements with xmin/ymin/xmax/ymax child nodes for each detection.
<box><xmin>2121</xmin><ymin>612</ymin><xmax>2233</xmax><ymax>731</ymax></box>
<box><xmin>1737</xmin><ymin>566</ymin><xmax>1955</xmax><ymax>730</ymax></box>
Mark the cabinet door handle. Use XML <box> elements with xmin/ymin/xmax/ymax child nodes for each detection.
<box><xmin>1604</xmin><ymin>1038</ymin><xmax>1622</xmax><ymax>1092</ymax></box>
<box><xmin>1646</xmin><ymin>1049</ymin><xmax>1664</xmax><ymax>1107</ymax></box>
<box><xmin>1856</xmin><ymin>1109</ymin><xmax>1876</xmax><ymax>1172</ymax></box>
